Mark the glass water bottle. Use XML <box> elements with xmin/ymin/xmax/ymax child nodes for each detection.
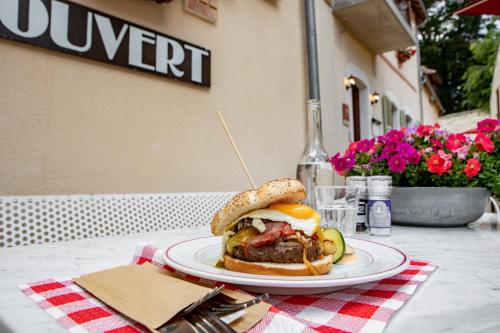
<box><xmin>296</xmin><ymin>99</ymin><xmax>334</xmax><ymax>208</ymax></box>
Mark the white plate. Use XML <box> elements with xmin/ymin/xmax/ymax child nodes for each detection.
<box><xmin>163</xmin><ymin>236</ymin><xmax>409</xmax><ymax>295</ymax></box>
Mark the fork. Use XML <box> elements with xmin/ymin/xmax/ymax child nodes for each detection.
<box><xmin>158</xmin><ymin>316</ymin><xmax>198</xmax><ymax>333</ymax></box>
<box><xmin>177</xmin><ymin>285</ymin><xmax>225</xmax><ymax>317</ymax></box>
<box><xmin>159</xmin><ymin>306</ymin><xmax>240</xmax><ymax>333</ymax></box>
<box><xmin>204</xmin><ymin>293</ymin><xmax>269</xmax><ymax>316</ymax></box>
<box><xmin>188</xmin><ymin>308</ymin><xmax>237</xmax><ymax>333</ymax></box>
<box><xmin>160</xmin><ymin>293</ymin><xmax>266</xmax><ymax>333</ymax></box>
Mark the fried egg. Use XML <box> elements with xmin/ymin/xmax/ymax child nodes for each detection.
<box><xmin>234</xmin><ymin>203</ymin><xmax>320</xmax><ymax>236</ymax></box>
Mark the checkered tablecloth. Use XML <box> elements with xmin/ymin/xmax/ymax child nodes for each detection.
<box><xmin>20</xmin><ymin>242</ymin><xmax>436</xmax><ymax>333</ymax></box>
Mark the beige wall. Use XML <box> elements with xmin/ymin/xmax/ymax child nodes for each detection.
<box><xmin>422</xmin><ymin>87</ymin><xmax>440</xmax><ymax>124</ymax></box>
<box><xmin>0</xmin><ymin>0</ymin><xmax>309</xmax><ymax>195</ymax></box>
<box><xmin>375</xmin><ymin>52</ymin><xmax>421</xmax><ymax>126</ymax></box>
<box><xmin>315</xmin><ymin>3</ymin><xmax>376</xmax><ymax>159</ymax></box>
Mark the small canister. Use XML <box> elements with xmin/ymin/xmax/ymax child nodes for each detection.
<box><xmin>346</xmin><ymin>176</ymin><xmax>368</xmax><ymax>233</ymax></box>
<box><xmin>367</xmin><ymin>176</ymin><xmax>392</xmax><ymax>236</ymax></box>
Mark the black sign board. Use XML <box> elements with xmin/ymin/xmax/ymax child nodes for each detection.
<box><xmin>0</xmin><ymin>0</ymin><xmax>211</xmax><ymax>87</ymax></box>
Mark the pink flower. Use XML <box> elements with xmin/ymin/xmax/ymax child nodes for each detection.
<box><xmin>477</xmin><ymin>119</ymin><xmax>499</xmax><ymax>133</ymax></box>
<box><xmin>427</xmin><ymin>151</ymin><xmax>452</xmax><ymax>175</ymax></box>
<box><xmin>464</xmin><ymin>158</ymin><xmax>481</xmax><ymax>178</ymax></box>
<box><xmin>383</xmin><ymin>139</ymin><xmax>400</xmax><ymax>154</ymax></box>
<box><xmin>416</xmin><ymin>125</ymin><xmax>433</xmax><ymax>137</ymax></box>
<box><xmin>379</xmin><ymin>130</ymin><xmax>404</xmax><ymax>145</ymax></box>
<box><xmin>430</xmin><ymin>139</ymin><xmax>443</xmax><ymax>149</ymax></box>
<box><xmin>330</xmin><ymin>152</ymin><xmax>356</xmax><ymax>176</ymax></box>
<box><xmin>388</xmin><ymin>154</ymin><xmax>406</xmax><ymax>173</ymax></box>
<box><xmin>454</xmin><ymin>143</ymin><xmax>471</xmax><ymax>160</ymax></box>
<box><xmin>407</xmin><ymin>149</ymin><xmax>422</xmax><ymax>165</ymax></box>
<box><xmin>356</xmin><ymin>139</ymin><xmax>375</xmax><ymax>152</ymax></box>
<box><xmin>445</xmin><ymin>133</ymin><xmax>466</xmax><ymax>151</ymax></box>
<box><xmin>475</xmin><ymin>132</ymin><xmax>494</xmax><ymax>153</ymax></box>
<box><xmin>437</xmin><ymin>150</ymin><xmax>453</xmax><ymax>171</ymax></box>
<box><xmin>361</xmin><ymin>164</ymin><xmax>372</xmax><ymax>171</ymax></box>
<box><xmin>427</xmin><ymin>154</ymin><xmax>446</xmax><ymax>175</ymax></box>
<box><xmin>397</xmin><ymin>142</ymin><xmax>413</xmax><ymax>155</ymax></box>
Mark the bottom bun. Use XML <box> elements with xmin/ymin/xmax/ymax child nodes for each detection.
<box><xmin>223</xmin><ymin>254</ymin><xmax>334</xmax><ymax>276</ymax></box>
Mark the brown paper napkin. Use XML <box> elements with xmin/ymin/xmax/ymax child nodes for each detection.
<box><xmin>75</xmin><ymin>263</ymin><xmax>270</xmax><ymax>332</ymax></box>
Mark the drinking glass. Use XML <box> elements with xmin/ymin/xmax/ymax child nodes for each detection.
<box><xmin>315</xmin><ymin>186</ymin><xmax>360</xmax><ymax>238</ymax></box>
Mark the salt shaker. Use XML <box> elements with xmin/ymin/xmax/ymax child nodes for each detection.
<box><xmin>346</xmin><ymin>176</ymin><xmax>368</xmax><ymax>233</ymax></box>
<box><xmin>367</xmin><ymin>176</ymin><xmax>392</xmax><ymax>236</ymax></box>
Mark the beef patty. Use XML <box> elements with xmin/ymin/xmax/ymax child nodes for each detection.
<box><xmin>232</xmin><ymin>237</ymin><xmax>321</xmax><ymax>264</ymax></box>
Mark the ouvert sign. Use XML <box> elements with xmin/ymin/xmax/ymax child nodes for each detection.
<box><xmin>0</xmin><ymin>0</ymin><xmax>211</xmax><ymax>87</ymax></box>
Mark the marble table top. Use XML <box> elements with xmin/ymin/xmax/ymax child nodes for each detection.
<box><xmin>1</xmin><ymin>222</ymin><xmax>499</xmax><ymax>333</ymax></box>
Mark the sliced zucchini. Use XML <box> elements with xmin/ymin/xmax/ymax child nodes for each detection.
<box><xmin>323</xmin><ymin>228</ymin><xmax>345</xmax><ymax>263</ymax></box>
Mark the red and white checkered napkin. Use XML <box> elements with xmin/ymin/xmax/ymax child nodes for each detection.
<box><xmin>20</xmin><ymin>243</ymin><xmax>436</xmax><ymax>333</ymax></box>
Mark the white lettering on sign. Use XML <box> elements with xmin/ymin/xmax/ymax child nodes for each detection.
<box><xmin>185</xmin><ymin>45</ymin><xmax>209</xmax><ymax>83</ymax></box>
<box><xmin>50</xmin><ymin>0</ymin><xmax>92</xmax><ymax>52</ymax></box>
<box><xmin>0</xmin><ymin>0</ymin><xmax>211</xmax><ymax>87</ymax></box>
<box><xmin>94</xmin><ymin>14</ymin><xmax>128</xmax><ymax>61</ymax></box>
<box><xmin>129</xmin><ymin>26</ymin><xmax>156</xmax><ymax>71</ymax></box>
<box><xmin>0</xmin><ymin>0</ymin><xmax>49</xmax><ymax>38</ymax></box>
<box><xmin>156</xmin><ymin>36</ymin><xmax>185</xmax><ymax>78</ymax></box>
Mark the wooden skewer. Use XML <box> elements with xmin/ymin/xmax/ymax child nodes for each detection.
<box><xmin>216</xmin><ymin>110</ymin><xmax>257</xmax><ymax>190</ymax></box>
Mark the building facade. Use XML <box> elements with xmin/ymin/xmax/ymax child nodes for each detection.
<box><xmin>315</xmin><ymin>0</ymin><xmax>438</xmax><ymax>158</ymax></box>
<box><xmin>0</xmin><ymin>0</ymin><xmax>438</xmax><ymax>195</ymax></box>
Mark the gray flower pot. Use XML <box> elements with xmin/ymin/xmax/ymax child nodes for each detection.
<box><xmin>392</xmin><ymin>187</ymin><xmax>490</xmax><ymax>227</ymax></box>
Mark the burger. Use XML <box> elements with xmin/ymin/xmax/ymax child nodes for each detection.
<box><xmin>211</xmin><ymin>178</ymin><xmax>346</xmax><ymax>276</ymax></box>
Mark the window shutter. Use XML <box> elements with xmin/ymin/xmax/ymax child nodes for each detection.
<box><xmin>399</xmin><ymin>110</ymin><xmax>406</xmax><ymax>128</ymax></box>
<box><xmin>382</xmin><ymin>96</ymin><xmax>392</xmax><ymax>132</ymax></box>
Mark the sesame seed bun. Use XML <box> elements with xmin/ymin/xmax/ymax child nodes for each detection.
<box><xmin>210</xmin><ymin>178</ymin><xmax>306</xmax><ymax>236</ymax></box>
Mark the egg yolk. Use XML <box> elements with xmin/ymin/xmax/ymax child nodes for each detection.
<box><xmin>269</xmin><ymin>203</ymin><xmax>313</xmax><ymax>219</ymax></box>
<box><xmin>269</xmin><ymin>203</ymin><xmax>322</xmax><ymax>233</ymax></box>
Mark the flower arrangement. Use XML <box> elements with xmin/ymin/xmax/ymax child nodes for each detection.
<box><xmin>330</xmin><ymin>119</ymin><xmax>500</xmax><ymax>197</ymax></box>
<box><xmin>396</xmin><ymin>48</ymin><xmax>416</xmax><ymax>63</ymax></box>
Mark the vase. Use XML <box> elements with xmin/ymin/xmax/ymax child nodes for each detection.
<box><xmin>392</xmin><ymin>187</ymin><xmax>490</xmax><ymax>227</ymax></box>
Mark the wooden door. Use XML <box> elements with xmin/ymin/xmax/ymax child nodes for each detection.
<box><xmin>352</xmin><ymin>85</ymin><xmax>361</xmax><ymax>141</ymax></box>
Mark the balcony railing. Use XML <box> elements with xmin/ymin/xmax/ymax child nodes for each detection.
<box><xmin>331</xmin><ymin>0</ymin><xmax>418</xmax><ymax>54</ymax></box>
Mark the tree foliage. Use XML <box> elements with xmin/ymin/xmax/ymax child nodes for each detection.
<box><xmin>419</xmin><ymin>0</ymin><xmax>497</xmax><ymax>113</ymax></box>
<box><xmin>462</xmin><ymin>31</ymin><xmax>500</xmax><ymax>111</ymax></box>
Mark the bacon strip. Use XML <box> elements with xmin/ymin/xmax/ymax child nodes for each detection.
<box><xmin>250</xmin><ymin>222</ymin><xmax>296</xmax><ymax>247</ymax></box>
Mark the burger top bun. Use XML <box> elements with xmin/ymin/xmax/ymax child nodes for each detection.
<box><xmin>211</xmin><ymin>178</ymin><xmax>306</xmax><ymax>236</ymax></box>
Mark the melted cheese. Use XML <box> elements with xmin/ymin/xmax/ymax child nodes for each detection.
<box><xmin>219</xmin><ymin>230</ymin><xmax>235</xmax><ymax>262</ymax></box>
